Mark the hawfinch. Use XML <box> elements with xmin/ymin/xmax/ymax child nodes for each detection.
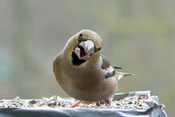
<box><xmin>53</xmin><ymin>29</ymin><xmax>134</xmax><ymax>104</ymax></box>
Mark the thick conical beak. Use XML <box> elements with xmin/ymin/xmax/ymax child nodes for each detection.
<box><xmin>74</xmin><ymin>40</ymin><xmax>95</xmax><ymax>60</ymax></box>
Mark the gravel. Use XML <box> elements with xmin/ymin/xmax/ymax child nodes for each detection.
<box><xmin>0</xmin><ymin>95</ymin><xmax>150</xmax><ymax>110</ymax></box>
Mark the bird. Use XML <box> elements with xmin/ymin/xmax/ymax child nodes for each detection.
<box><xmin>53</xmin><ymin>29</ymin><xmax>134</xmax><ymax>106</ymax></box>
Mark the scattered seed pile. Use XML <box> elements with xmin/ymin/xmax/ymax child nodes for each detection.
<box><xmin>0</xmin><ymin>95</ymin><xmax>149</xmax><ymax>110</ymax></box>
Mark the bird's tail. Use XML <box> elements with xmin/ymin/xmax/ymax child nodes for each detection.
<box><xmin>117</xmin><ymin>72</ymin><xmax>135</xmax><ymax>81</ymax></box>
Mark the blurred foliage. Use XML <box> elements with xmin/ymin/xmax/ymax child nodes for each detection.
<box><xmin>0</xmin><ymin>0</ymin><xmax>174</xmax><ymax>116</ymax></box>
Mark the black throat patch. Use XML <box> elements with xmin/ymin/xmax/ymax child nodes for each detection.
<box><xmin>72</xmin><ymin>52</ymin><xmax>86</xmax><ymax>66</ymax></box>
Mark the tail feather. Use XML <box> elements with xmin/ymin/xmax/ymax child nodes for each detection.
<box><xmin>117</xmin><ymin>72</ymin><xmax>135</xmax><ymax>81</ymax></box>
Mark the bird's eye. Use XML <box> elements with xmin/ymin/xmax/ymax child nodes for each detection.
<box><xmin>97</xmin><ymin>47</ymin><xmax>101</xmax><ymax>51</ymax></box>
<box><xmin>79</xmin><ymin>34</ymin><xmax>82</xmax><ymax>38</ymax></box>
<box><xmin>78</xmin><ymin>34</ymin><xmax>83</xmax><ymax>42</ymax></box>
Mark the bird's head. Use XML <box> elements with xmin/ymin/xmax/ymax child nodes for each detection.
<box><xmin>63</xmin><ymin>29</ymin><xmax>103</xmax><ymax>66</ymax></box>
<box><xmin>74</xmin><ymin>29</ymin><xmax>103</xmax><ymax>61</ymax></box>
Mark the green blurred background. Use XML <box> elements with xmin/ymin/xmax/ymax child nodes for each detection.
<box><xmin>0</xmin><ymin>0</ymin><xmax>174</xmax><ymax>116</ymax></box>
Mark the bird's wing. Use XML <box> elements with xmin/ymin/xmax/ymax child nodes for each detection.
<box><xmin>101</xmin><ymin>54</ymin><xmax>110</xmax><ymax>69</ymax></box>
<box><xmin>101</xmin><ymin>55</ymin><xmax>116</xmax><ymax>79</ymax></box>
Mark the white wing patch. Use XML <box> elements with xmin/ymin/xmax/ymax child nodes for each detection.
<box><xmin>104</xmin><ymin>66</ymin><xmax>115</xmax><ymax>78</ymax></box>
<box><xmin>105</xmin><ymin>66</ymin><xmax>115</xmax><ymax>73</ymax></box>
<box><xmin>118</xmin><ymin>74</ymin><xmax>123</xmax><ymax>81</ymax></box>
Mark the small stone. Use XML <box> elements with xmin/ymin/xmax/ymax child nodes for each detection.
<box><xmin>14</xmin><ymin>96</ymin><xmax>21</xmax><ymax>102</ymax></box>
<box><xmin>29</xmin><ymin>100</ymin><xmax>37</xmax><ymax>104</ymax></box>
<box><xmin>48</xmin><ymin>101</ymin><xmax>56</xmax><ymax>106</ymax></box>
